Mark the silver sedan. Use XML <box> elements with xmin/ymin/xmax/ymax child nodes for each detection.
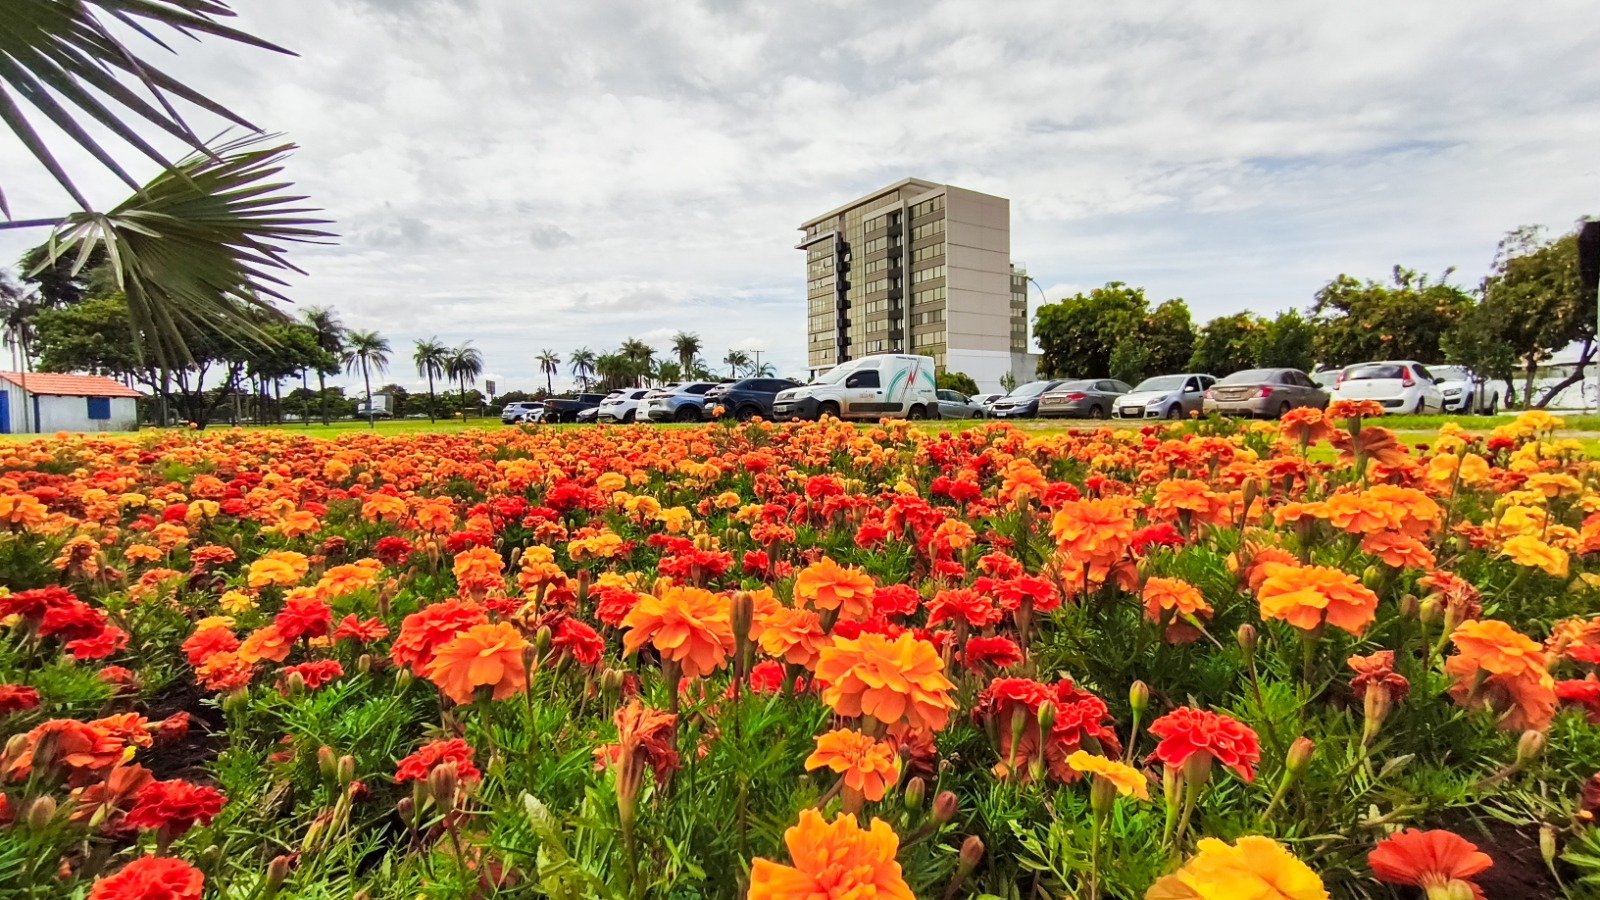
<box><xmin>935</xmin><ymin>390</ymin><xmax>987</xmax><ymax>419</ymax></box>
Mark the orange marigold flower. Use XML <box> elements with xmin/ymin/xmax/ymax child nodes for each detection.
<box><xmin>1152</xmin><ymin>479</ymin><xmax>1224</xmax><ymax>523</ymax></box>
<box><xmin>748</xmin><ymin>809</ymin><xmax>913</xmax><ymax>900</ymax></box>
<box><xmin>236</xmin><ymin>625</ymin><xmax>293</xmax><ymax>664</ymax></box>
<box><xmin>997</xmin><ymin>458</ymin><xmax>1049</xmax><ymax>506</ymax></box>
<box><xmin>1444</xmin><ymin>620</ymin><xmax>1557</xmax><ymax>732</ymax></box>
<box><xmin>1447</xmin><ymin>620</ymin><xmax>1546</xmax><ymax>678</ymax></box>
<box><xmin>1050</xmin><ymin>497</ymin><xmax>1137</xmax><ymax>570</ymax></box>
<box><xmin>452</xmin><ymin>546</ymin><xmax>507</xmax><ymax>598</ymax></box>
<box><xmin>1368</xmin><ymin>829</ymin><xmax>1493</xmax><ymax>899</ymax></box>
<box><xmin>1143</xmin><ymin>576</ymin><xmax>1212</xmax><ymax>644</ymax></box>
<box><xmin>793</xmin><ymin>557</ymin><xmax>876</xmax><ymax>621</ymax></box>
<box><xmin>814</xmin><ymin>632</ymin><xmax>957</xmax><ymax>733</ymax></box>
<box><xmin>246</xmin><ymin>551</ymin><xmax>309</xmax><ymax>589</ymax></box>
<box><xmin>424</xmin><ymin>621</ymin><xmax>530</xmax><ymax>704</ymax></box>
<box><xmin>361</xmin><ymin>492</ymin><xmax>407</xmax><ymax>523</ymax></box>
<box><xmin>88</xmin><ymin>856</ymin><xmax>204</xmax><ymax>900</ymax></box>
<box><xmin>1256</xmin><ymin>563</ymin><xmax>1379</xmax><ymax>636</ymax></box>
<box><xmin>926</xmin><ymin>588</ymin><xmax>1002</xmax><ymax>630</ymax></box>
<box><xmin>1279</xmin><ymin>407</ymin><xmax>1334</xmax><ymax>446</ymax></box>
<box><xmin>756</xmin><ymin>606</ymin><xmax>826</xmax><ymax>668</ymax></box>
<box><xmin>804</xmin><ymin>728</ymin><xmax>901</xmax><ymax>804</ymax></box>
<box><xmin>391</xmin><ymin>599</ymin><xmax>489</xmax><ymax>675</ymax></box>
<box><xmin>621</xmin><ymin>585</ymin><xmax>734</xmax><ymax>680</ymax></box>
<box><xmin>194</xmin><ymin>651</ymin><xmax>253</xmax><ymax>693</ymax></box>
<box><xmin>1361</xmin><ymin>532</ymin><xmax>1436</xmax><ymax>570</ymax></box>
<box><xmin>316</xmin><ymin>560</ymin><xmax>383</xmax><ymax>598</ymax></box>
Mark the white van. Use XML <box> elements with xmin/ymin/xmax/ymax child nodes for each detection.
<box><xmin>771</xmin><ymin>354</ymin><xmax>942</xmax><ymax>422</ymax></box>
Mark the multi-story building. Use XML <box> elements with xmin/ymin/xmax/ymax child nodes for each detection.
<box><xmin>798</xmin><ymin>178</ymin><xmax>1038</xmax><ymax>392</ymax></box>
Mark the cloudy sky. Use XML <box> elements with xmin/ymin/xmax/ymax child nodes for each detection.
<box><xmin>3</xmin><ymin>0</ymin><xmax>1598</xmax><ymax>393</ymax></box>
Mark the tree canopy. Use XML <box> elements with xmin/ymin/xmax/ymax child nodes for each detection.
<box><xmin>1034</xmin><ymin>283</ymin><xmax>1192</xmax><ymax>381</ymax></box>
<box><xmin>1310</xmin><ymin>267</ymin><xmax>1472</xmax><ymax>367</ymax></box>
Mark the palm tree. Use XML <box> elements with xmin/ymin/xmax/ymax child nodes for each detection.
<box><xmin>413</xmin><ymin>338</ymin><xmax>449</xmax><ymax>423</ymax></box>
<box><xmin>341</xmin><ymin>331</ymin><xmax>391</xmax><ymax>430</ymax></box>
<box><xmin>619</xmin><ymin>338</ymin><xmax>656</xmax><ymax>387</ymax></box>
<box><xmin>655</xmin><ymin>361</ymin><xmax>683</xmax><ymax>384</ymax></box>
<box><xmin>302</xmin><ymin>307</ymin><xmax>345</xmax><ymax>425</ymax></box>
<box><xmin>750</xmin><ymin>361</ymin><xmax>777</xmax><ymax>378</ymax></box>
<box><xmin>569</xmin><ymin>347</ymin><xmax>598</xmax><ymax>391</ymax></box>
<box><xmin>671</xmin><ymin>332</ymin><xmax>702</xmax><ymax>373</ymax></box>
<box><xmin>0</xmin><ymin>276</ymin><xmax>40</xmax><ymax>433</ymax></box>
<box><xmin>537</xmin><ymin>350</ymin><xmax>561</xmax><ymax>395</ymax></box>
<box><xmin>0</xmin><ymin>7</ymin><xmax>328</xmax><ymax>368</ymax></box>
<box><xmin>723</xmin><ymin>349</ymin><xmax>752</xmax><ymax>378</ymax></box>
<box><xmin>445</xmin><ymin>343</ymin><xmax>485</xmax><ymax>418</ymax></box>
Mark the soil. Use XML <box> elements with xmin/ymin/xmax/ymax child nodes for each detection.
<box><xmin>1457</xmin><ymin>819</ymin><xmax>1564</xmax><ymax>899</ymax></box>
<box><xmin>140</xmin><ymin>677</ymin><xmax>226</xmax><ymax>781</ymax></box>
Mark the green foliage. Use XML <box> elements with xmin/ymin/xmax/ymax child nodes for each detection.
<box><xmin>938</xmin><ymin>371</ymin><xmax>981</xmax><ymax>396</ymax></box>
<box><xmin>1469</xmin><ymin>225</ymin><xmax>1595</xmax><ymax>408</ymax></box>
<box><xmin>1189</xmin><ymin>312</ymin><xmax>1263</xmax><ymax>375</ymax></box>
<box><xmin>1311</xmin><ymin>266</ymin><xmax>1473</xmax><ymax>367</ymax></box>
<box><xmin>1256</xmin><ymin>309</ymin><xmax>1317</xmax><ymax>371</ymax></box>
<box><xmin>1034</xmin><ymin>283</ymin><xmax>1192</xmax><ymax>380</ymax></box>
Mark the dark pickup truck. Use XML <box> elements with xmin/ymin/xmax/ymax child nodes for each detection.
<box><xmin>542</xmin><ymin>393</ymin><xmax>607</xmax><ymax>423</ymax></box>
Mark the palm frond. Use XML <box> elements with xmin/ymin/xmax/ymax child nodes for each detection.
<box><xmin>31</xmin><ymin>132</ymin><xmax>333</xmax><ymax>367</ymax></box>
<box><xmin>0</xmin><ymin>0</ymin><xmax>290</xmax><ymax>216</ymax></box>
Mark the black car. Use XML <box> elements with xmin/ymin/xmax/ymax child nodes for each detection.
<box><xmin>542</xmin><ymin>393</ymin><xmax>607</xmax><ymax>423</ymax></box>
<box><xmin>706</xmin><ymin>378</ymin><xmax>803</xmax><ymax>421</ymax></box>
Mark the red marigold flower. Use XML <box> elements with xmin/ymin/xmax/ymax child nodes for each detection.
<box><xmin>279</xmin><ymin>660</ymin><xmax>345</xmax><ymax>691</ymax></box>
<box><xmin>124</xmin><ymin>779</ymin><xmax>226</xmax><ymax>837</ymax></box>
<box><xmin>1147</xmin><ymin>707</ymin><xmax>1261</xmax><ymax>782</ymax></box>
<box><xmin>0</xmin><ymin>684</ymin><xmax>40</xmax><ymax>714</ymax></box>
<box><xmin>963</xmin><ymin>636</ymin><xmax>1023</xmax><ymax>671</ymax></box>
<box><xmin>1556</xmin><ymin>675</ymin><xmax>1600</xmax><ymax>723</ymax></box>
<box><xmin>154</xmin><ymin>713</ymin><xmax>191</xmax><ymax>747</ymax></box>
<box><xmin>390</xmin><ymin>599</ymin><xmax>489</xmax><ymax>675</ymax></box>
<box><xmin>592</xmin><ymin>585</ymin><xmax>642</xmax><ymax>628</ymax></box>
<box><xmin>40</xmin><ymin>596</ymin><xmax>108</xmax><ymax>642</ymax></box>
<box><xmin>373</xmin><ymin>535</ymin><xmax>415</xmax><ymax>565</ymax></box>
<box><xmin>274</xmin><ymin>593</ymin><xmax>332</xmax><ymax>641</ymax></box>
<box><xmin>871</xmin><ymin>584</ymin><xmax>921</xmax><ymax>619</ymax></box>
<box><xmin>553</xmin><ymin>617</ymin><xmax>605</xmax><ymax>667</ymax></box>
<box><xmin>181</xmin><ymin>627</ymin><xmax>239</xmax><ymax>668</ymax></box>
<box><xmin>1368</xmin><ymin>829</ymin><xmax>1493</xmax><ymax>898</ymax></box>
<box><xmin>1348</xmin><ymin>650</ymin><xmax>1410</xmax><ymax>702</ymax></box>
<box><xmin>1131</xmin><ymin>522</ymin><xmax>1186</xmax><ymax>555</ymax></box>
<box><xmin>926</xmin><ymin>588</ymin><xmax>1002</xmax><ymax>630</ymax></box>
<box><xmin>0</xmin><ymin>586</ymin><xmax>74</xmax><ymax>623</ymax></box>
<box><xmin>67</xmin><ymin>626</ymin><xmax>128</xmax><ymax>661</ymax></box>
<box><xmin>332</xmin><ymin>614</ymin><xmax>389</xmax><ymax>644</ymax></box>
<box><xmin>88</xmin><ymin>856</ymin><xmax>204</xmax><ymax>900</ymax></box>
<box><xmin>395</xmin><ymin>738</ymin><xmax>482</xmax><ymax>785</ymax></box>
<box><xmin>977</xmin><ymin>552</ymin><xmax>1024</xmax><ymax>579</ymax></box>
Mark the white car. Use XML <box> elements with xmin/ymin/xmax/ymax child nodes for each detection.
<box><xmin>1330</xmin><ymin>361</ymin><xmax>1444</xmax><ymax>415</ymax></box>
<box><xmin>596</xmin><ymin>388</ymin><xmax>650</xmax><ymax>424</ymax></box>
<box><xmin>970</xmin><ymin>393</ymin><xmax>1006</xmax><ymax>412</ymax></box>
<box><xmin>1429</xmin><ymin>366</ymin><xmax>1505</xmax><ymax>415</ymax></box>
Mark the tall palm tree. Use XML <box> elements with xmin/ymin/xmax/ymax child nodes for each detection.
<box><xmin>341</xmin><ymin>331</ymin><xmax>390</xmax><ymax>430</ymax></box>
<box><xmin>0</xmin><ymin>276</ymin><xmax>40</xmax><ymax>433</ymax></box>
<box><xmin>723</xmin><ymin>349</ymin><xmax>752</xmax><ymax>378</ymax></box>
<box><xmin>569</xmin><ymin>347</ymin><xmax>598</xmax><ymax>391</ymax></box>
<box><xmin>413</xmin><ymin>338</ymin><xmax>449</xmax><ymax>423</ymax></box>
<box><xmin>537</xmin><ymin>350</ymin><xmax>561</xmax><ymax>395</ymax></box>
<box><xmin>302</xmin><ymin>307</ymin><xmax>345</xmax><ymax>425</ymax></box>
<box><xmin>445</xmin><ymin>343</ymin><xmax>485</xmax><ymax>418</ymax></box>
<box><xmin>750</xmin><ymin>361</ymin><xmax>777</xmax><ymax>378</ymax></box>
<box><xmin>619</xmin><ymin>338</ymin><xmax>656</xmax><ymax>387</ymax></box>
<box><xmin>671</xmin><ymin>332</ymin><xmax>702</xmax><ymax>373</ymax></box>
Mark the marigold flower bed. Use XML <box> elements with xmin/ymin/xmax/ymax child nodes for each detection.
<box><xmin>1</xmin><ymin>407</ymin><xmax>1598</xmax><ymax>898</ymax></box>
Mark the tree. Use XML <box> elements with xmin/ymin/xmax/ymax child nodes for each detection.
<box><xmin>17</xmin><ymin>244</ymin><xmax>111</xmax><ymax>307</ymax></box>
<box><xmin>1310</xmin><ymin>267</ymin><xmax>1472</xmax><ymax>367</ymax></box>
<box><xmin>303</xmin><ymin>307</ymin><xmax>346</xmax><ymax>425</ymax></box>
<box><xmin>937</xmin><ymin>371</ymin><xmax>980</xmax><ymax>395</ymax></box>
<box><xmin>1189</xmin><ymin>313</ymin><xmax>1263</xmax><ymax>376</ymax></box>
<box><xmin>749</xmin><ymin>361</ymin><xmax>776</xmax><ymax>378</ymax></box>
<box><xmin>1442</xmin><ymin>301</ymin><xmax>1520</xmax><ymax>409</ymax></box>
<box><xmin>1256</xmin><ymin>310</ymin><xmax>1317</xmax><ymax>371</ymax></box>
<box><xmin>999</xmin><ymin>372</ymin><xmax>1018</xmax><ymax>393</ymax></box>
<box><xmin>671</xmin><ymin>332</ymin><xmax>702</xmax><ymax>373</ymax></box>
<box><xmin>1</xmin><ymin>3</ymin><xmax>328</xmax><ymax>369</ymax></box>
<box><xmin>1109</xmin><ymin>340</ymin><xmax>1152</xmax><ymax>385</ymax></box>
<box><xmin>569</xmin><ymin>347</ymin><xmax>598</xmax><ymax>390</ymax></box>
<box><xmin>376</xmin><ymin>384</ymin><xmax>410</xmax><ymax>418</ymax></box>
<box><xmin>656</xmin><ymin>361</ymin><xmax>684</xmax><ymax>384</ymax></box>
<box><xmin>413</xmin><ymin>338</ymin><xmax>449</xmax><ymax>423</ymax></box>
<box><xmin>445</xmin><ymin>343</ymin><xmax>484</xmax><ymax>417</ymax></box>
<box><xmin>537</xmin><ymin>349</ymin><xmax>561</xmax><ymax>394</ymax></box>
<box><xmin>1033</xmin><ymin>282</ymin><xmax>1148</xmax><ymax>378</ymax></box>
<box><xmin>1471</xmin><ymin>226</ymin><xmax>1593</xmax><ymax>408</ymax></box>
<box><xmin>1139</xmin><ymin>299</ymin><xmax>1194</xmax><ymax>375</ymax></box>
<box><xmin>619</xmin><ymin>339</ymin><xmax>656</xmax><ymax>386</ymax></box>
<box><xmin>342</xmin><ymin>331</ymin><xmax>391</xmax><ymax>429</ymax></box>
<box><xmin>723</xmin><ymin>349</ymin><xmax>751</xmax><ymax>378</ymax></box>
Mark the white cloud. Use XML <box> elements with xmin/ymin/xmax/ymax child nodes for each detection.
<box><xmin>3</xmin><ymin>0</ymin><xmax>1599</xmax><ymax>390</ymax></box>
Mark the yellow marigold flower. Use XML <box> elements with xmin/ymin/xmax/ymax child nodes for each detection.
<box><xmin>713</xmin><ymin>491</ymin><xmax>742</xmax><ymax>510</ymax></box>
<box><xmin>247</xmin><ymin>551</ymin><xmax>310</xmax><ymax>589</ymax></box>
<box><xmin>569</xmin><ymin>530</ymin><xmax>624</xmax><ymax>562</ymax></box>
<box><xmin>596</xmin><ymin>472</ymin><xmax>627</xmax><ymax>493</ymax></box>
<box><xmin>657</xmin><ymin>506</ymin><xmax>693</xmax><ymax>534</ymax></box>
<box><xmin>749</xmin><ymin>809</ymin><xmax>913</xmax><ymax>900</ymax></box>
<box><xmin>804</xmin><ymin>728</ymin><xmax>901</xmax><ymax>803</ymax></box>
<box><xmin>1065</xmin><ymin>750</ymin><xmax>1150</xmax><ymax>800</ymax></box>
<box><xmin>1500</xmin><ymin>535</ymin><xmax>1569</xmax><ymax>579</ymax></box>
<box><xmin>1147</xmin><ymin>835</ymin><xmax>1327</xmax><ymax>900</ymax></box>
<box><xmin>219</xmin><ymin>591</ymin><xmax>257</xmax><ymax>615</ymax></box>
<box><xmin>194</xmin><ymin>615</ymin><xmax>236</xmax><ymax>632</ymax></box>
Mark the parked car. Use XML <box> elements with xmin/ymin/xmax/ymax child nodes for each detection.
<box><xmin>706</xmin><ymin>378</ymin><xmax>802</xmax><ymax>421</ymax></box>
<box><xmin>1310</xmin><ymin>369</ymin><xmax>1341</xmax><ymax>391</ymax></box>
<box><xmin>1115</xmin><ymin>374</ymin><xmax>1217</xmax><ymax>420</ymax></box>
<box><xmin>1203</xmin><ymin>368</ymin><xmax>1328</xmax><ymax>419</ymax></box>
<box><xmin>988</xmin><ymin>380</ymin><xmax>1068</xmax><ymax>419</ymax></box>
<box><xmin>542</xmin><ymin>393</ymin><xmax>607</xmax><ymax>423</ymax></box>
<box><xmin>596</xmin><ymin>388</ymin><xmax>650</xmax><ymax>423</ymax></box>
<box><xmin>1330</xmin><ymin>361</ymin><xmax>1443</xmax><ymax>414</ymax></box>
<box><xmin>1430</xmin><ymin>366</ymin><xmax>1505</xmax><ymax>415</ymax></box>
<box><xmin>576</xmin><ymin>407</ymin><xmax>599</xmax><ymax>424</ymax></box>
<box><xmin>500</xmin><ymin>401</ymin><xmax>545</xmax><ymax>424</ymax></box>
<box><xmin>1036</xmin><ymin>379</ymin><xmax>1132</xmax><ymax>419</ymax></box>
<box><xmin>644</xmin><ymin>382</ymin><xmax>718</xmax><ymax>422</ymax></box>
<box><xmin>935</xmin><ymin>389</ymin><xmax>987</xmax><ymax>419</ymax></box>
<box><xmin>970</xmin><ymin>393</ymin><xmax>1006</xmax><ymax>411</ymax></box>
<box><xmin>772</xmin><ymin>354</ymin><xmax>941</xmax><ymax>421</ymax></box>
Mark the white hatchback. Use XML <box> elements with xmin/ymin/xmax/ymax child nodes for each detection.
<box><xmin>596</xmin><ymin>388</ymin><xmax>650</xmax><ymax>424</ymax></box>
<box><xmin>1330</xmin><ymin>361</ymin><xmax>1444</xmax><ymax>415</ymax></box>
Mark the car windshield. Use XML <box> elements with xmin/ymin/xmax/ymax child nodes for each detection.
<box><xmin>1133</xmin><ymin>376</ymin><xmax>1186</xmax><ymax>392</ymax></box>
<box><xmin>1009</xmin><ymin>381</ymin><xmax>1054</xmax><ymax>398</ymax></box>
<box><xmin>1218</xmin><ymin>369</ymin><xmax>1276</xmax><ymax>385</ymax></box>
<box><xmin>1346</xmin><ymin>364</ymin><xmax>1407</xmax><ymax>381</ymax></box>
<box><xmin>812</xmin><ymin>362</ymin><xmax>879</xmax><ymax>386</ymax></box>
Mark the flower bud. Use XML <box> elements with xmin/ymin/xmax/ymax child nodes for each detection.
<box><xmin>1286</xmin><ymin>737</ymin><xmax>1315</xmax><ymax>777</ymax></box>
<box><xmin>264</xmin><ymin>854</ymin><xmax>294</xmax><ymax>897</ymax></box>
<box><xmin>336</xmin><ymin>754</ymin><xmax>355</xmax><ymax>787</ymax></box>
<box><xmin>394</xmin><ymin>667</ymin><xmax>413</xmax><ymax>691</ymax></box>
<box><xmin>932</xmin><ymin>790</ymin><xmax>958</xmax><ymax>825</ymax></box>
<box><xmin>1129</xmin><ymin>681</ymin><xmax>1150</xmax><ymax>717</ymax></box>
<box><xmin>1036</xmin><ymin>700</ymin><xmax>1057</xmax><ymax>735</ymax></box>
<box><xmin>534</xmin><ymin>626</ymin><xmax>553</xmax><ymax>660</ymax></box>
<box><xmin>1418</xmin><ymin>596</ymin><xmax>1442</xmax><ymax>625</ymax></box>
<box><xmin>1236</xmin><ymin>624</ymin><xmax>1258</xmax><ymax>661</ymax></box>
<box><xmin>600</xmin><ymin>668</ymin><xmax>625</xmax><ymax>697</ymax></box>
<box><xmin>958</xmin><ymin>834</ymin><xmax>985</xmax><ymax>870</ymax></box>
<box><xmin>25</xmin><ymin>795</ymin><xmax>56</xmax><ymax>830</ymax></box>
<box><xmin>317</xmin><ymin>746</ymin><xmax>337</xmax><ymax>783</ymax></box>
<box><xmin>575</xmin><ymin>569</ymin><xmax>591</xmax><ymax>607</ymax></box>
<box><xmin>1516</xmin><ymin>730</ymin><xmax>1547</xmax><ymax>766</ymax></box>
<box><xmin>1540</xmin><ymin>824</ymin><xmax>1558</xmax><ymax>870</ymax></box>
<box><xmin>1361</xmin><ymin>565</ymin><xmax>1382</xmax><ymax>590</ymax></box>
<box><xmin>396</xmin><ymin>796</ymin><xmax>415</xmax><ymax>827</ymax></box>
<box><xmin>357</xmin><ymin>653</ymin><xmax>373</xmax><ymax>676</ymax></box>
<box><xmin>1398</xmin><ymin>594</ymin><xmax>1420</xmax><ymax>621</ymax></box>
<box><xmin>903</xmin><ymin>776</ymin><xmax>926</xmax><ymax>813</ymax></box>
<box><xmin>428</xmin><ymin>763</ymin><xmax>459</xmax><ymax>812</ymax></box>
<box><xmin>285</xmin><ymin>671</ymin><xmax>306</xmax><ymax>697</ymax></box>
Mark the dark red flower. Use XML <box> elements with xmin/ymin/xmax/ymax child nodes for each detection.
<box><xmin>124</xmin><ymin>779</ymin><xmax>227</xmax><ymax>837</ymax></box>
<box><xmin>67</xmin><ymin>626</ymin><xmax>128</xmax><ymax>661</ymax></box>
<box><xmin>395</xmin><ymin>738</ymin><xmax>481</xmax><ymax>785</ymax></box>
<box><xmin>0</xmin><ymin>684</ymin><xmax>40</xmax><ymax>714</ymax></box>
<box><xmin>552</xmin><ymin>618</ymin><xmax>604</xmax><ymax>667</ymax></box>
<box><xmin>963</xmin><ymin>636</ymin><xmax>1023</xmax><ymax>671</ymax></box>
<box><xmin>274</xmin><ymin>593</ymin><xmax>332</xmax><ymax>642</ymax></box>
<box><xmin>279</xmin><ymin>660</ymin><xmax>344</xmax><ymax>691</ymax></box>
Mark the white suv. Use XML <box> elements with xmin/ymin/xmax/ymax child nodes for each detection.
<box><xmin>1430</xmin><ymin>366</ymin><xmax>1505</xmax><ymax>415</ymax></box>
<box><xmin>596</xmin><ymin>389</ymin><xmax>650</xmax><ymax>424</ymax></box>
<box><xmin>1330</xmin><ymin>361</ymin><xmax>1444</xmax><ymax>414</ymax></box>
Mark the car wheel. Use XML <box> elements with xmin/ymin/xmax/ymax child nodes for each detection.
<box><xmin>622</xmin><ymin>410</ymin><xmax>636</xmax><ymax>424</ymax></box>
<box><xmin>1088</xmin><ymin>405</ymin><xmax>1105</xmax><ymax>420</ymax></box>
<box><xmin>1277</xmin><ymin>401</ymin><xmax>1291</xmax><ymax>419</ymax></box>
<box><xmin>819</xmin><ymin>402</ymin><xmax>840</xmax><ymax>421</ymax></box>
<box><xmin>674</xmin><ymin>406</ymin><xmax>701</xmax><ymax>423</ymax></box>
<box><xmin>736</xmin><ymin>405</ymin><xmax>758</xmax><ymax>421</ymax></box>
<box><xmin>1165</xmin><ymin>404</ymin><xmax>1182</xmax><ymax>420</ymax></box>
<box><xmin>1413</xmin><ymin>397</ymin><xmax>1426</xmax><ymax>415</ymax></box>
<box><xmin>1484</xmin><ymin>397</ymin><xmax>1498</xmax><ymax>416</ymax></box>
<box><xmin>907</xmin><ymin>405</ymin><xmax>927</xmax><ymax>421</ymax></box>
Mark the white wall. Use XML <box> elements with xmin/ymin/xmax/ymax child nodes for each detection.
<box><xmin>1</xmin><ymin>387</ymin><xmax>137</xmax><ymax>433</ymax></box>
<box><xmin>947</xmin><ymin>349</ymin><xmax>1016</xmax><ymax>394</ymax></box>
